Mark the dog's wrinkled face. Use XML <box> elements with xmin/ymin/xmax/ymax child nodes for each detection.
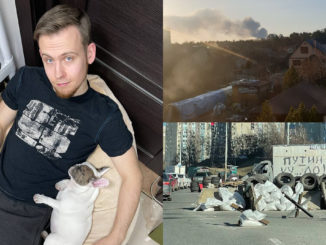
<box><xmin>69</xmin><ymin>165</ymin><xmax>95</xmax><ymax>186</ymax></box>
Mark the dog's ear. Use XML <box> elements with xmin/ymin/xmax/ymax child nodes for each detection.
<box><xmin>92</xmin><ymin>177</ymin><xmax>109</xmax><ymax>188</ymax></box>
<box><xmin>96</xmin><ymin>166</ymin><xmax>110</xmax><ymax>177</ymax></box>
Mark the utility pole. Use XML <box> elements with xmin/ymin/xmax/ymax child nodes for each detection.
<box><xmin>224</xmin><ymin>123</ymin><xmax>228</xmax><ymax>182</ymax></box>
<box><xmin>179</xmin><ymin>125</ymin><xmax>183</xmax><ymax>165</ymax></box>
<box><xmin>287</xmin><ymin>122</ymin><xmax>290</xmax><ymax>145</ymax></box>
<box><xmin>179</xmin><ymin>138</ymin><xmax>182</xmax><ymax>164</ymax></box>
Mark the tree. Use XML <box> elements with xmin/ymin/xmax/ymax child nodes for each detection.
<box><xmin>285</xmin><ymin>106</ymin><xmax>295</xmax><ymax>122</ymax></box>
<box><xmin>296</xmin><ymin>102</ymin><xmax>306</xmax><ymax>121</ymax></box>
<box><xmin>285</xmin><ymin>103</ymin><xmax>321</xmax><ymax>122</ymax></box>
<box><xmin>290</xmin><ymin>124</ymin><xmax>310</xmax><ymax>144</ymax></box>
<box><xmin>256</xmin><ymin>100</ymin><xmax>275</xmax><ymax>121</ymax></box>
<box><xmin>231</xmin><ymin>134</ymin><xmax>261</xmax><ymax>159</ymax></box>
<box><xmin>186</xmin><ymin>131</ymin><xmax>198</xmax><ymax>166</ymax></box>
<box><xmin>283</xmin><ymin>66</ymin><xmax>300</xmax><ymax>90</ymax></box>
<box><xmin>285</xmin><ymin>103</ymin><xmax>304</xmax><ymax>121</ymax></box>
<box><xmin>258</xmin><ymin>124</ymin><xmax>284</xmax><ymax>159</ymax></box>
<box><xmin>308</xmin><ymin>105</ymin><xmax>320</xmax><ymax>121</ymax></box>
<box><xmin>267</xmin><ymin>33</ymin><xmax>279</xmax><ymax>40</ymax></box>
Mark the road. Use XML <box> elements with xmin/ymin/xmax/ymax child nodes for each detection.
<box><xmin>164</xmin><ymin>188</ymin><xmax>326</xmax><ymax>245</ymax></box>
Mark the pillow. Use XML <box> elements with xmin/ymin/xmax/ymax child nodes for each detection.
<box><xmin>84</xmin><ymin>75</ymin><xmax>160</xmax><ymax>245</ymax></box>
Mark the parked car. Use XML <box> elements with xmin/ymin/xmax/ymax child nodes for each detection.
<box><xmin>169</xmin><ymin>173</ymin><xmax>184</xmax><ymax>189</ymax></box>
<box><xmin>192</xmin><ymin>171</ymin><xmax>212</xmax><ymax>183</ymax></box>
<box><xmin>171</xmin><ymin>173</ymin><xmax>185</xmax><ymax>189</ymax></box>
<box><xmin>178</xmin><ymin>174</ymin><xmax>191</xmax><ymax>188</ymax></box>
<box><xmin>191</xmin><ymin>171</ymin><xmax>212</xmax><ymax>192</ymax></box>
<box><xmin>163</xmin><ymin>173</ymin><xmax>172</xmax><ymax>201</ymax></box>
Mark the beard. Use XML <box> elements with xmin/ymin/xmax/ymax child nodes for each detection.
<box><xmin>54</xmin><ymin>73</ymin><xmax>88</xmax><ymax>99</ymax></box>
<box><xmin>54</xmin><ymin>87</ymin><xmax>79</xmax><ymax>99</ymax></box>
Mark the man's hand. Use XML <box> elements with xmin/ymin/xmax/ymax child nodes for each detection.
<box><xmin>0</xmin><ymin>100</ymin><xmax>17</xmax><ymax>148</ymax></box>
<box><xmin>92</xmin><ymin>232</ymin><xmax>123</xmax><ymax>245</ymax></box>
<box><xmin>93</xmin><ymin>146</ymin><xmax>142</xmax><ymax>245</ymax></box>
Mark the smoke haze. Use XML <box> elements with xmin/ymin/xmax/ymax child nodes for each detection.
<box><xmin>164</xmin><ymin>9</ymin><xmax>268</xmax><ymax>43</ymax></box>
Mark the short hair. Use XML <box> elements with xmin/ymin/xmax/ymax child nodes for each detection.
<box><xmin>33</xmin><ymin>4</ymin><xmax>91</xmax><ymax>47</ymax></box>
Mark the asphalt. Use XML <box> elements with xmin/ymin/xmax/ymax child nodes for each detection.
<box><xmin>164</xmin><ymin>188</ymin><xmax>326</xmax><ymax>245</ymax></box>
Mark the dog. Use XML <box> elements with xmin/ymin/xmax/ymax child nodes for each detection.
<box><xmin>34</xmin><ymin>162</ymin><xmax>110</xmax><ymax>245</ymax></box>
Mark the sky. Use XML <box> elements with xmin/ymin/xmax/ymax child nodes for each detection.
<box><xmin>163</xmin><ymin>0</ymin><xmax>326</xmax><ymax>43</ymax></box>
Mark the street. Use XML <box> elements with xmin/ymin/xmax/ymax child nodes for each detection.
<box><xmin>164</xmin><ymin>188</ymin><xmax>326</xmax><ymax>245</ymax></box>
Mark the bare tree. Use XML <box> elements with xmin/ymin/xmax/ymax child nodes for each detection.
<box><xmin>258</xmin><ymin>124</ymin><xmax>284</xmax><ymax>159</ymax></box>
<box><xmin>290</xmin><ymin>123</ymin><xmax>311</xmax><ymax>144</ymax></box>
<box><xmin>187</xmin><ymin>131</ymin><xmax>198</xmax><ymax>166</ymax></box>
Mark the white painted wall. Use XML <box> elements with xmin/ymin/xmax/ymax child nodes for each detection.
<box><xmin>273</xmin><ymin>144</ymin><xmax>326</xmax><ymax>177</ymax></box>
<box><xmin>0</xmin><ymin>0</ymin><xmax>25</xmax><ymax>69</ymax></box>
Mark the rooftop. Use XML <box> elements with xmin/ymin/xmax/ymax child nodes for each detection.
<box><xmin>269</xmin><ymin>81</ymin><xmax>326</xmax><ymax>114</ymax></box>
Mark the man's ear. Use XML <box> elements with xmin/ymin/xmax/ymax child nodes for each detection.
<box><xmin>87</xmin><ymin>42</ymin><xmax>96</xmax><ymax>64</ymax></box>
<box><xmin>96</xmin><ymin>166</ymin><xmax>110</xmax><ymax>177</ymax></box>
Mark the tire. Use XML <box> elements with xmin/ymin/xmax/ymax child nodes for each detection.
<box><xmin>211</xmin><ymin>176</ymin><xmax>220</xmax><ymax>186</ymax></box>
<box><xmin>274</xmin><ymin>172</ymin><xmax>295</xmax><ymax>188</ymax></box>
<box><xmin>203</xmin><ymin>180</ymin><xmax>211</xmax><ymax>188</ymax></box>
<box><xmin>319</xmin><ymin>174</ymin><xmax>326</xmax><ymax>186</ymax></box>
<box><xmin>211</xmin><ymin>176</ymin><xmax>220</xmax><ymax>183</ymax></box>
<box><xmin>203</xmin><ymin>176</ymin><xmax>212</xmax><ymax>187</ymax></box>
<box><xmin>191</xmin><ymin>181</ymin><xmax>199</xmax><ymax>192</ymax></box>
<box><xmin>245</xmin><ymin>175</ymin><xmax>266</xmax><ymax>186</ymax></box>
<box><xmin>300</xmin><ymin>173</ymin><xmax>318</xmax><ymax>191</ymax></box>
<box><xmin>253</xmin><ymin>174</ymin><xmax>269</xmax><ymax>183</ymax></box>
<box><xmin>167</xmin><ymin>197</ymin><xmax>172</xmax><ymax>201</ymax></box>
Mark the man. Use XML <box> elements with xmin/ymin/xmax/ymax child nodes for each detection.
<box><xmin>0</xmin><ymin>4</ymin><xmax>142</xmax><ymax>245</ymax></box>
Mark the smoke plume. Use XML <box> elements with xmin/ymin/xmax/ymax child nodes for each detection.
<box><xmin>164</xmin><ymin>9</ymin><xmax>268</xmax><ymax>43</ymax></box>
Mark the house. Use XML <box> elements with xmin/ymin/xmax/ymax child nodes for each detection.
<box><xmin>289</xmin><ymin>40</ymin><xmax>326</xmax><ymax>79</ymax></box>
<box><xmin>269</xmin><ymin>81</ymin><xmax>326</xmax><ymax>121</ymax></box>
<box><xmin>231</xmin><ymin>79</ymin><xmax>271</xmax><ymax>105</ymax></box>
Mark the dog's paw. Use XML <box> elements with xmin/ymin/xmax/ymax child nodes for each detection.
<box><xmin>33</xmin><ymin>194</ymin><xmax>46</xmax><ymax>204</ymax></box>
<box><xmin>55</xmin><ymin>179</ymin><xmax>69</xmax><ymax>191</ymax></box>
<box><xmin>55</xmin><ymin>182</ymin><xmax>64</xmax><ymax>191</ymax></box>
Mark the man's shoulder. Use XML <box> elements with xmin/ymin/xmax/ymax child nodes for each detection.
<box><xmin>16</xmin><ymin>66</ymin><xmax>46</xmax><ymax>82</ymax></box>
<box><xmin>21</xmin><ymin>66</ymin><xmax>45</xmax><ymax>76</ymax></box>
<box><xmin>89</xmin><ymin>89</ymin><xmax>120</xmax><ymax>114</ymax></box>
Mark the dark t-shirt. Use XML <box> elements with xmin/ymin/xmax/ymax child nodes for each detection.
<box><xmin>0</xmin><ymin>66</ymin><xmax>132</xmax><ymax>203</ymax></box>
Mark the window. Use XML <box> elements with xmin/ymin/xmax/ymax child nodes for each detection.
<box><xmin>300</xmin><ymin>46</ymin><xmax>308</xmax><ymax>54</ymax></box>
<box><xmin>293</xmin><ymin>60</ymin><xmax>301</xmax><ymax>66</ymax></box>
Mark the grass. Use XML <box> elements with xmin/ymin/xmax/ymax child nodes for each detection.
<box><xmin>209</xmin><ymin>165</ymin><xmax>253</xmax><ymax>177</ymax></box>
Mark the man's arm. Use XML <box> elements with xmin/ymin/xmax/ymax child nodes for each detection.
<box><xmin>0</xmin><ymin>100</ymin><xmax>17</xmax><ymax>148</ymax></box>
<box><xmin>94</xmin><ymin>146</ymin><xmax>143</xmax><ymax>245</ymax></box>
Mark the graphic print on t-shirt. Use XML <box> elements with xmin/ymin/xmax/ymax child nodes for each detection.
<box><xmin>16</xmin><ymin>100</ymin><xmax>80</xmax><ymax>159</ymax></box>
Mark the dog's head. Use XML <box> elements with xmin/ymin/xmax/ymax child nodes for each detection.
<box><xmin>68</xmin><ymin>162</ymin><xmax>110</xmax><ymax>188</ymax></box>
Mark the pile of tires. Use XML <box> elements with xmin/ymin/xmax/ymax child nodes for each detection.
<box><xmin>274</xmin><ymin>172</ymin><xmax>295</xmax><ymax>188</ymax></box>
<box><xmin>211</xmin><ymin>176</ymin><xmax>220</xmax><ymax>187</ymax></box>
<box><xmin>273</xmin><ymin>172</ymin><xmax>320</xmax><ymax>191</ymax></box>
<box><xmin>318</xmin><ymin>174</ymin><xmax>326</xmax><ymax>186</ymax></box>
<box><xmin>245</xmin><ymin>174</ymin><xmax>268</xmax><ymax>186</ymax></box>
<box><xmin>300</xmin><ymin>173</ymin><xmax>318</xmax><ymax>191</ymax></box>
<box><xmin>190</xmin><ymin>181</ymin><xmax>199</xmax><ymax>192</ymax></box>
<box><xmin>319</xmin><ymin>174</ymin><xmax>326</xmax><ymax>209</ymax></box>
<box><xmin>203</xmin><ymin>176</ymin><xmax>212</xmax><ymax>188</ymax></box>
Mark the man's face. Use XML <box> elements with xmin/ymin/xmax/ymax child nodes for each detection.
<box><xmin>38</xmin><ymin>25</ymin><xmax>95</xmax><ymax>99</ymax></box>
